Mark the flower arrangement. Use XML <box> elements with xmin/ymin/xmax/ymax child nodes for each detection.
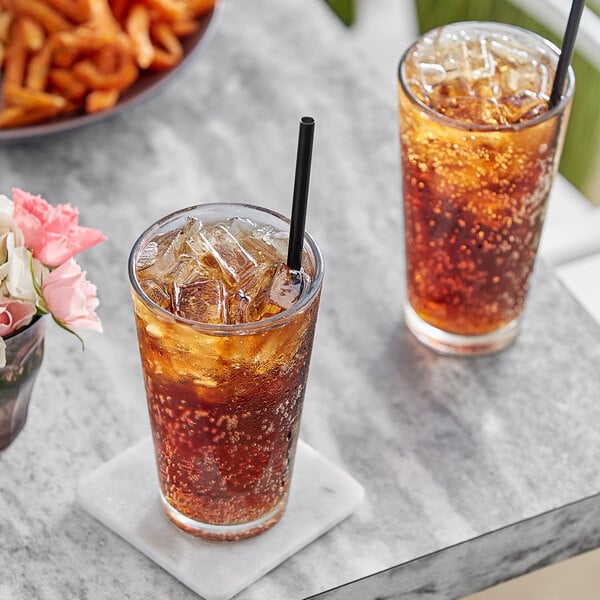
<box><xmin>0</xmin><ymin>188</ymin><xmax>105</xmax><ymax>367</ymax></box>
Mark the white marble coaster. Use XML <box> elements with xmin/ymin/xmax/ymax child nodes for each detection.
<box><xmin>76</xmin><ymin>437</ymin><xmax>364</xmax><ymax>600</ymax></box>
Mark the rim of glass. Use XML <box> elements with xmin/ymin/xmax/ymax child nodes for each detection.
<box><xmin>398</xmin><ymin>21</ymin><xmax>575</xmax><ymax>132</ymax></box>
<box><xmin>128</xmin><ymin>202</ymin><xmax>324</xmax><ymax>335</ymax></box>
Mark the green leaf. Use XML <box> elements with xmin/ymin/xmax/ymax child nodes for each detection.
<box><xmin>29</xmin><ymin>252</ymin><xmax>48</xmax><ymax>315</ymax></box>
<box><xmin>325</xmin><ymin>0</ymin><xmax>356</xmax><ymax>26</ymax></box>
<box><xmin>51</xmin><ymin>314</ymin><xmax>85</xmax><ymax>350</ymax></box>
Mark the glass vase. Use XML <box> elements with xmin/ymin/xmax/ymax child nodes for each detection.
<box><xmin>0</xmin><ymin>316</ymin><xmax>45</xmax><ymax>450</ymax></box>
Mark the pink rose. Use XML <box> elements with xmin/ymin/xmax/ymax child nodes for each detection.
<box><xmin>42</xmin><ymin>259</ymin><xmax>103</xmax><ymax>333</ymax></box>
<box><xmin>0</xmin><ymin>298</ymin><xmax>36</xmax><ymax>337</ymax></box>
<box><xmin>12</xmin><ymin>188</ymin><xmax>106</xmax><ymax>267</ymax></box>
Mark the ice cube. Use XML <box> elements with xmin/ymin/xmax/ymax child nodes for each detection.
<box><xmin>429</xmin><ymin>36</ymin><xmax>496</xmax><ymax>93</ymax></box>
<box><xmin>471</xmin><ymin>77</ymin><xmax>501</xmax><ymax>100</ymax></box>
<box><xmin>171</xmin><ymin>279</ymin><xmax>228</xmax><ymax>324</ymax></box>
<box><xmin>269</xmin><ymin>265</ymin><xmax>308</xmax><ymax>310</ymax></box>
<box><xmin>163</xmin><ymin>253</ymin><xmax>206</xmax><ymax>286</ymax></box>
<box><xmin>199</xmin><ymin>223</ymin><xmax>258</xmax><ymax>287</ymax></box>
<box><xmin>406</xmin><ymin>78</ymin><xmax>431</xmax><ymax>105</ymax></box>
<box><xmin>248</xmin><ymin>264</ymin><xmax>308</xmax><ymax>322</ymax></box>
<box><xmin>489</xmin><ymin>39</ymin><xmax>531</xmax><ymax>65</ymax></box>
<box><xmin>227</xmin><ymin>289</ymin><xmax>251</xmax><ymax>324</ymax></box>
<box><xmin>432</xmin><ymin>31</ymin><xmax>470</xmax><ymax>76</ymax></box>
<box><xmin>470</xmin><ymin>40</ymin><xmax>496</xmax><ymax>80</ymax></box>
<box><xmin>228</xmin><ymin>217</ymin><xmax>256</xmax><ymax>238</ymax></box>
<box><xmin>437</xmin><ymin>95</ymin><xmax>506</xmax><ymax>126</ymax></box>
<box><xmin>228</xmin><ymin>263</ymin><xmax>276</xmax><ymax>324</ymax></box>
<box><xmin>267</xmin><ymin>230</ymin><xmax>290</xmax><ymax>258</ymax></box>
<box><xmin>139</xmin><ymin>218</ymin><xmax>200</xmax><ymax>279</ymax></box>
<box><xmin>139</xmin><ymin>278</ymin><xmax>171</xmax><ymax>309</ymax></box>
<box><xmin>430</xmin><ymin>77</ymin><xmax>472</xmax><ymax>103</ymax></box>
<box><xmin>136</xmin><ymin>241</ymin><xmax>158</xmax><ymax>270</ymax></box>
<box><xmin>415</xmin><ymin>62</ymin><xmax>447</xmax><ymax>87</ymax></box>
<box><xmin>500</xmin><ymin>62</ymin><xmax>550</xmax><ymax>98</ymax></box>
<box><xmin>237</xmin><ymin>227</ymin><xmax>287</xmax><ymax>266</ymax></box>
<box><xmin>500</xmin><ymin>91</ymin><xmax>548</xmax><ymax>124</ymax></box>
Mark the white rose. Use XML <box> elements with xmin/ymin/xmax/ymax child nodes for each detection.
<box><xmin>0</xmin><ymin>195</ymin><xmax>24</xmax><ymax>265</ymax></box>
<box><xmin>0</xmin><ymin>233</ymin><xmax>46</xmax><ymax>304</ymax></box>
<box><xmin>0</xmin><ymin>194</ymin><xmax>13</xmax><ymax>216</ymax></box>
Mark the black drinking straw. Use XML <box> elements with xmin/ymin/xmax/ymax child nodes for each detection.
<box><xmin>287</xmin><ymin>116</ymin><xmax>315</xmax><ymax>271</ymax></box>
<box><xmin>549</xmin><ymin>0</ymin><xmax>585</xmax><ymax>108</ymax></box>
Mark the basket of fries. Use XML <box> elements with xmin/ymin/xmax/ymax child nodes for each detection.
<box><xmin>0</xmin><ymin>0</ymin><xmax>220</xmax><ymax>132</ymax></box>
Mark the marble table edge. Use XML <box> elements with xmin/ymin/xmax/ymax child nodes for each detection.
<box><xmin>306</xmin><ymin>490</ymin><xmax>600</xmax><ymax>599</ymax></box>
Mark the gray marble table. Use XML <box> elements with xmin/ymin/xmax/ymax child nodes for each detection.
<box><xmin>2</xmin><ymin>0</ymin><xmax>600</xmax><ymax>598</ymax></box>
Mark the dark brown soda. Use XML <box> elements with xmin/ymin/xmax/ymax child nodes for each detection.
<box><xmin>399</xmin><ymin>61</ymin><xmax>569</xmax><ymax>335</ymax></box>
<box><xmin>133</xmin><ymin>306</ymin><xmax>318</xmax><ymax>536</ymax></box>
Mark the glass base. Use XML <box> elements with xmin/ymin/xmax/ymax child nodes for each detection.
<box><xmin>0</xmin><ymin>412</ymin><xmax>28</xmax><ymax>450</ymax></box>
<box><xmin>159</xmin><ymin>492</ymin><xmax>288</xmax><ymax>542</ymax></box>
<box><xmin>404</xmin><ymin>304</ymin><xmax>521</xmax><ymax>356</ymax></box>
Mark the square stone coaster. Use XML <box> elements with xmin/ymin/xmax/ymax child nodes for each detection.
<box><xmin>77</xmin><ymin>437</ymin><xmax>364</xmax><ymax>600</ymax></box>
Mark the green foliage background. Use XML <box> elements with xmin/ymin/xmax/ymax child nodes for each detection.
<box><xmin>415</xmin><ymin>0</ymin><xmax>600</xmax><ymax>204</ymax></box>
<box><xmin>325</xmin><ymin>0</ymin><xmax>356</xmax><ymax>26</ymax></box>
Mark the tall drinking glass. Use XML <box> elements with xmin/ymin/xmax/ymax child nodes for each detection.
<box><xmin>129</xmin><ymin>203</ymin><xmax>323</xmax><ymax>541</ymax></box>
<box><xmin>398</xmin><ymin>22</ymin><xmax>574</xmax><ymax>355</ymax></box>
